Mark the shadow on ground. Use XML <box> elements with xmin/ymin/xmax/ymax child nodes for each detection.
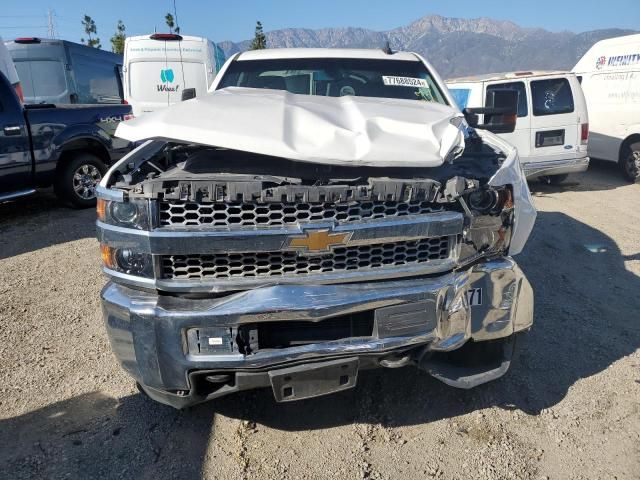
<box><xmin>0</xmin><ymin>392</ymin><xmax>215</xmax><ymax>479</ymax></box>
<box><xmin>0</xmin><ymin>190</ymin><xmax>95</xmax><ymax>259</ymax></box>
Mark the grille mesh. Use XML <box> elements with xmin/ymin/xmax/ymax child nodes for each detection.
<box><xmin>159</xmin><ymin>200</ymin><xmax>442</xmax><ymax>227</ymax></box>
<box><xmin>161</xmin><ymin>237</ymin><xmax>451</xmax><ymax>280</ymax></box>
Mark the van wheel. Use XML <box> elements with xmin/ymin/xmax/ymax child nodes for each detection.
<box><xmin>539</xmin><ymin>174</ymin><xmax>568</xmax><ymax>185</ymax></box>
<box><xmin>619</xmin><ymin>140</ymin><xmax>640</xmax><ymax>183</ymax></box>
<box><xmin>55</xmin><ymin>153</ymin><xmax>106</xmax><ymax>208</ymax></box>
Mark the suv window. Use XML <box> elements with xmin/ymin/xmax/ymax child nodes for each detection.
<box><xmin>218</xmin><ymin>57</ymin><xmax>449</xmax><ymax>104</ymax></box>
<box><xmin>486</xmin><ymin>82</ymin><xmax>527</xmax><ymax>117</ymax></box>
<box><xmin>531</xmin><ymin>78</ymin><xmax>574</xmax><ymax>116</ymax></box>
<box><xmin>14</xmin><ymin>60</ymin><xmax>67</xmax><ymax>102</ymax></box>
<box><xmin>70</xmin><ymin>53</ymin><xmax>121</xmax><ymax>104</ymax></box>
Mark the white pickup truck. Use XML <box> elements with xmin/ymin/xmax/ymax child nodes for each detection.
<box><xmin>97</xmin><ymin>48</ymin><xmax>536</xmax><ymax>408</ymax></box>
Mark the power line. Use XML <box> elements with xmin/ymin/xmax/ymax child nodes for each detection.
<box><xmin>0</xmin><ymin>25</ymin><xmax>48</xmax><ymax>29</ymax></box>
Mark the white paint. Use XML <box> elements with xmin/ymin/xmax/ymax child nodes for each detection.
<box><xmin>116</xmin><ymin>86</ymin><xmax>466</xmax><ymax>168</ymax></box>
<box><xmin>573</xmin><ymin>34</ymin><xmax>640</xmax><ymax>163</ymax></box>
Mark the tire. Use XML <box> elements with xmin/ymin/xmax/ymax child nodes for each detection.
<box><xmin>54</xmin><ymin>153</ymin><xmax>107</xmax><ymax>208</ymax></box>
<box><xmin>619</xmin><ymin>140</ymin><xmax>640</xmax><ymax>183</ymax></box>
<box><xmin>539</xmin><ymin>174</ymin><xmax>569</xmax><ymax>185</ymax></box>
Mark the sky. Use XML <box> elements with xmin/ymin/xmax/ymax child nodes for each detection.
<box><xmin>0</xmin><ymin>0</ymin><xmax>638</xmax><ymax>45</ymax></box>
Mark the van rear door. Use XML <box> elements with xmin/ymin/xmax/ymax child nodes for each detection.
<box><xmin>483</xmin><ymin>80</ymin><xmax>532</xmax><ymax>161</ymax></box>
<box><xmin>127</xmin><ymin>35</ymin><xmax>208</xmax><ymax>115</ymax></box>
<box><xmin>528</xmin><ymin>76</ymin><xmax>582</xmax><ymax>161</ymax></box>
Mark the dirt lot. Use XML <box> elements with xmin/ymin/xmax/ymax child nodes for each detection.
<box><xmin>0</xmin><ymin>161</ymin><xmax>638</xmax><ymax>480</ymax></box>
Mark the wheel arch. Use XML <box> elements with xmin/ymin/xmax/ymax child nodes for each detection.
<box><xmin>619</xmin><ymin>133</ymin><xmax>640</xmax><ymax>162</ymax></box>
<box><xmin>55</xmin><ymin>137</ymin><xmax>111</xmax><ymax>176</ymax></box>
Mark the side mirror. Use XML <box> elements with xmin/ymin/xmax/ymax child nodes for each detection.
<box><xmin>463</xmin><ymin>89</ymin><xmax>518</xmax><ymax>134</ymax></box>
<box><xmin>181</xmin><ymin>88</ymin><xmax>196</xmax><ymax>101</ymax></box>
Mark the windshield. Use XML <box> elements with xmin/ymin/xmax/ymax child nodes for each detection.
<box><xmin>217</xmin><ymin>57</ymin><xmax>449</xmax><ymax>104</ymax></box>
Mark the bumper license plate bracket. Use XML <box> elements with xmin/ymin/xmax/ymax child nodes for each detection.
<box><xmin>269</xmin><ymin>358</ymin><xmax>359</xmax><ymax>402</ymax></box>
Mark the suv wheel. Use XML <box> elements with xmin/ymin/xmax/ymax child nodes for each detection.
<box><xmin>55</xmin><ymin>153</ymin><xmax>106</xmax><ymax>208</ymax></box>
<box><xmin>619</xmin><ymin>140</ymin><xmax>640</xmax><ymax>183</ymax></box>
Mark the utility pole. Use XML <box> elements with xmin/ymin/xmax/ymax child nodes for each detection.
<box><xmin>47</xmin><ymin>9</ymin><xmax>57</xmax><ymax>38</ymax></box>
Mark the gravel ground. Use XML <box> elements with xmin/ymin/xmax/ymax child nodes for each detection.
<box><xmin>0</xmin><ymin>161</ymin><xmax>639</xmax><ymax>480</ymax></box>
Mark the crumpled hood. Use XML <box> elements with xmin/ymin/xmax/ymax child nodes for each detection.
<box><xmin>116</xmin><ymin>87</ymin><xmax>465</xmax><ymax>167</ymax></box>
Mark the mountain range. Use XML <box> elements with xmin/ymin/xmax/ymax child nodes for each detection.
<box><xmin>218</xmin><ymin>15</ymin><xmax>636</xmax><ymax>78</ymax></box>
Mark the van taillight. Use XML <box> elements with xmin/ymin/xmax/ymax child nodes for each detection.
<box><xmin>14</xmin><ymin>37</ymin><xmax>41</xmax><ymax>44</ymax></box>
<box><xmin>121</xmin><ymin>99</ymin><xmax>128</xmax><ymax>105</ymax></box>
<box><xmin>581</xmin><ymin>123</ymin><xmax>589</xmax><ymax>145</ymax></box>
<box><xmin>150</xmin><ymin>33</ymin><xmax>183</xmax><ymax>41</ymax></box>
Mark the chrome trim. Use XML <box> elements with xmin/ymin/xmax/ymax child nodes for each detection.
<box><xmin>104</xmin><ymin>253</ymin><xmax>457</xmax><ymax>292</ymax></box>
<box><xmin>101</xmin><ymin>258</ymin><xmax>532</xmax><ymax>390</ymax></box>
<box><xmin>96</xmin><ymin>185</ymin><xmax>124</xmax><ymax>202</ymax></box>
<box><xmin>189</xmin><ymin>333</ymin><xmax>437</xmax><ymax>368</ymax></box>
<box><xmin>97</xmin><ymin>211</ymin><xmax>464</xmax><ymax>255</ymax></box>
<box><xmin>101</xmin><ymin>269</ymin><xmax>471</xmax><ymax>370</ymax></box>
<box><xmin>0</xmin><ymin>189</ymin><xmax>36</xmax><ymax>202</ymax></box>
<box><xmin>523</xmin><ymin>156</ymin><xmax>590</xmax><ymax>178</ymax></box>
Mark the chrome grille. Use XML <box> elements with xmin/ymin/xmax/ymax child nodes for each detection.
<box><xmin>158</xmin><ymin>200</ymin><xmax>442</xmax><ymax>227</ymax></box>
<box><xmin>161</xmin><ymin>237</ymin><xmax>452</xmax><ymax>280</ymax></box>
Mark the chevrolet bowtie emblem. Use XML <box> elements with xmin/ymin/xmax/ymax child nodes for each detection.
<box><xmin>285</xmin><ymin>229</ymin><xmax>352</xmax><ymax>253</ymax></box>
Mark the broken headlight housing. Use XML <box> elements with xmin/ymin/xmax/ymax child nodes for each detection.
<box><xmin>97</xmin><ymin>197</ymin><xmax>150</xmax><ymax>230</ymax></box>
<box><xmin>458</xmin><ymin>185</ymin><xmax>514</xmax><ymax>265</ymax></box>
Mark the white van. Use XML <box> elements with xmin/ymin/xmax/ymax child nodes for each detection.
<box><xmin>123</xmin><ymin>34</ymin><xmax>226</xmax><ymax>116</ymax></box>
<box><xmin>573</xmin><ymin>34</ymin><xmax>640</xmax><ymax>182</ymax></box>
<box><xmin>447</xmin><ymin>71</ymin><xmax>589</xmax><ymax>184</ymax></box>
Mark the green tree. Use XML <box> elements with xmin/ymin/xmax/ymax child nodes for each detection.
<box><xmin>81</xmin><ymin>14</ymin><xmax>101</xmax><ymax>49</ymax></box>
<box><xmin>165</xmin><ymin>13</ymin><xmax>175</xmax><ymax>33</ymax></box>
<box><xmin>110</xmin><ymin>20</ymin><xmax>126</xmax><ymax>54</ymax></box>
<box><xmin>249</xmin><ymin>21</ymin><xmax>267</xmax><ymax>50</ymax></box>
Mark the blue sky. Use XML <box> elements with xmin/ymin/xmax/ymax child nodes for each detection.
<box><xmin>0</xmin><ymin>0</ymin><xmax>638</xmax><ymax>45</ymax></box>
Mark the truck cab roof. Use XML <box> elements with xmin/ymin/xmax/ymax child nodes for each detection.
<box><xmin>236</xmin><ymin>48</ymin><xmax>421</xmax><ymax>62</ymax></box>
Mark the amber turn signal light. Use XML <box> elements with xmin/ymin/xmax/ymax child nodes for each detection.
<box><xmin>97</xmin><ymin>198</ymin><xmax>107</xmax><ymax>222</ymax></box>
<box><xmin>100</xmin><ymin>244</ymin><xmax>116</xmax><ymax>269</ymax></box>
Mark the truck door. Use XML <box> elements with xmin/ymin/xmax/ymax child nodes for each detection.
<box><xmin>528</xmin><ymin>77</ymin><xmax>579</xmax><ymax>161</ymax></box>
<box><xmin>0</xmin><ymin>73</ymin><xmax>31</xmax><ymax>193</ymax></box>
<box><xmin>484</xmin><ymin>81</ymin><xmax>531</xmax><ymax>162</ymax></box>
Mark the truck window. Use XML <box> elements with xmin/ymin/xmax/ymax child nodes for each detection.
<box><xmin>218</xmin><ymin>58</ymin><xmax>449</xmax><ymax>104</ymax></box>
<box><xmin>448</xmin><ymin>88</ymin><xmax>471</xmax><ymax>109</ymax></box>
<box><xmin>71</xmin><ymin>54</ymin><xmax>121</xmax><ymax>104</ymax></box>
<box><xmin>486</xmin><ymin>82</ymin><xmax>528</xmax><ymax>117</ymax></box>
<box><xmin>14</xmin><ymin>60</ymin><xmax>67</xmax><ymax>103</ymax></box>
<box><xmin>531</xmin><ymin>78</ymin><xmax>574</xmax><ymax>116</ymax></box>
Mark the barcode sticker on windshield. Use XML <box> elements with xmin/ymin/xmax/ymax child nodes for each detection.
<box><xmin>382</xmin><ymin>76</ymin><xmax>429</xmax><ymax>88</ymax></box>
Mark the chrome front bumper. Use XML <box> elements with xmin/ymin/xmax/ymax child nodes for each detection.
<box><xmin>102</xmin><ymin>257</ymin><xmax>533</xmax><ymax>407</ymax></box>
<box><xmin>522</xmin><ymin>156</ymin><xmax>590</xmax><ymax>178</ymax></box>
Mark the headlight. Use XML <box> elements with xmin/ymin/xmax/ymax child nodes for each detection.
<box><xmin>458</xmin><ymin>186</ymin><xmax>514</xmax><ymax>264</ymax></box>
<box><xmin>467</xmin><ymin>189</ymin><xmax>499</xmax><ymax>214</ymax></box>
<box><xmin>97</xmin><ymin>198</ymin><xmax>150</xmax><ymax>230</ymax></box>
<box><xmin>100</xmin><ymin>244</ymin><xmax>153</xmax><ymax>278</ymax></box>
